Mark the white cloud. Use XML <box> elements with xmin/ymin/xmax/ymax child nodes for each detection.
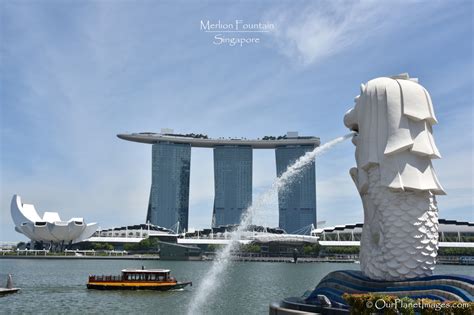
<box><xmin>265</xmin><ymin>1</ymin><xmax>393</xmax><ymax>64</ymax></box>
<box><xmin>264</xmin><ymin>1</ymin><xmax>452</xmax><ymax>66</ymax></box>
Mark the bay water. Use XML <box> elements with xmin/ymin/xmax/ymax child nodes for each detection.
<box><xmin>0</xmin><ymin>259</ymin><xmax>470</xmax><ymax>314</ymax></box>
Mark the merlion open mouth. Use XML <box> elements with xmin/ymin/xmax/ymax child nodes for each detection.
<box><xmin>343</xmin><ymin>108</ymin><xmax>358</xmax><ymax>133</ymax></box>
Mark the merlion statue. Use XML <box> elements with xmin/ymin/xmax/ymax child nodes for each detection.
<box><xmin>344</xmin><ymin>73</ymin><xmax>445</xmax><ymax>281</ymax></box>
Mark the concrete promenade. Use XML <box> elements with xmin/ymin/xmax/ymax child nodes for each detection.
<box><xmin>0</xmin><ymin>255</ymin><xmax>160</xmax><ymax>260</ymax></box>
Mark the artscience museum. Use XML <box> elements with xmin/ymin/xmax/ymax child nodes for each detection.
<box><xmin>11</xmin><ymin>195</ymin><xmax>97</xmax><ymax>244</ymax></box>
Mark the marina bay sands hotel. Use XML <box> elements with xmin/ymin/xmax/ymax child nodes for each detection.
<box><xmin>118</xmin><ymin>130</ymin><xmax>320</xmax><ymax>234</ymax></box>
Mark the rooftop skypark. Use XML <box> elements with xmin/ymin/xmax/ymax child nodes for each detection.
<box><xmin>118</xmin><ymin>130</ymin><xmax>320</xmax><ymax>148</ymax></box>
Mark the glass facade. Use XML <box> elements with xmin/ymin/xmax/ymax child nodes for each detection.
<box><xmin>147</xmin><ymin>142</ymin><xmax>191</xmax><ymax>232</ymax></box>
<box><xmin>212</xmin><ymin>146</ymin><xmax>252</xmax><ymax>227</ymax></box>
<box><xmin>275</xmin><ymin>145</ymin><xmax>316</xmax><ymax>234</ymax></box>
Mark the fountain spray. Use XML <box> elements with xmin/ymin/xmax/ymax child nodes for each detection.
<box><xmin>187</xmin><ymin>133</ymin><xmax>354</xmax><ymax>315</ymax></box>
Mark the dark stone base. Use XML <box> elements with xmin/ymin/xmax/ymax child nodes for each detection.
<box><xmin>272</xmin><ymin>270</ymin><xmax>473</xmax><ymax>314</ymax></box>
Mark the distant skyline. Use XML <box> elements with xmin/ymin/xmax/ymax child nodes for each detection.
<box><xmin>1</xmin><ymin>0</ymin><xmax>473</xmax><ymax>241</ymax></box>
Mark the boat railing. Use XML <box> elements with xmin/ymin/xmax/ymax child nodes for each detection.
<box><xmin>89</xmin><ymin>275</ymin><xmax>123</xmax><ymax>282</ymax></box>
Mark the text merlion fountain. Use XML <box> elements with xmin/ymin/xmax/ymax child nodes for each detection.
<box><xmin>343</xmin><ymin>73</ymin><xmax>445</xmax><ymax>280</ymax></box>
<box><xmin>271</xmin><ymin>74</ymin><xmax>473</xmax><ymax>314</ymax></box>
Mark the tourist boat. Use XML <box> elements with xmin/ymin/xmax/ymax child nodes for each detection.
<box><xmin>87</xmin><ymin>268</ymin><xmax>192</xmax><ymax>290</ymax></box>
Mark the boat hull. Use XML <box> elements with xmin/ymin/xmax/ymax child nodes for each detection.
<box><xmin>87</xmin><ymin>281</ymin><xmax>192</xmax><ymax>291</ymax></box>
<box><xmin>0</xmin><ymin>288</ymin><xmax>20</xmax><ymax>296</ymax></box>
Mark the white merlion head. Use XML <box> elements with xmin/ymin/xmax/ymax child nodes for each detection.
<box><xmin>344</xmin><ymin>73</ymin><xmax>445</xmax><ymax>195</ymax></box>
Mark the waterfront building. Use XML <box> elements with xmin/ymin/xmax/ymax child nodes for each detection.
<box><xmin>212</xmin><ymin>146</ymin><xmax>252</xmax><ymax>227</ymax></box>
<box><xmin>80</xmin><ymin>220</ymin><xmax>473</xmax><ymax>254</ymax></box>
<box><xmin>311</xmin><ymin>219</ymin><xmax>474</xmax><ymax>255</ymax></box>
<box><xmin>147</xmin><ymin>142</ymin><xmax>191</xmax><ymax>232</ymax></box>
<box><xmin>118</xmin><ymin>130</ymin><xmax>320</xmax><ymax>232</ymax></box>
<box><xmin>276</xmin><ymin>145</ymin><xmax>317</xmax><ymax>234</ymax></box>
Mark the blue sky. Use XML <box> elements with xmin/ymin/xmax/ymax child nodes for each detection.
<box><xmin>1</xmin><ymin>0</ymin><xmax>472</xmax><ymax>241</ymax></box>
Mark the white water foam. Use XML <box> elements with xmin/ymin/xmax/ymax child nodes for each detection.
<box><xmin>187</xmin><ymin>133</ymin><xmax>354</xmax><ymax>315</ymax></box>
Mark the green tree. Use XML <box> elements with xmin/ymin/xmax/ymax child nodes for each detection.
<box><xmin>303</xmin><ymin>244</ymin><xmax>321</xmax><ymax>256</ymax></box>
<box><xmin>439</xmin><ymin>247</ymin><xmax>474</xmax><ymax>256</ymax></box>
<box><xmin>240</xmin><ymin>244</ymin><xmax>261</xmax><ymax>253</ymax></box>
<box><xmin>124</xmin><ymin>238</ymin><xmax>160</xmax><ymax>252</ymax></box>
<box><xmin>91</xmin><ymin>243</ymin><xmax>114</xmax><ymax>250</ymax></box>
<box><xmin>322</xmin><ymin>246</ymin><xmax>359</xmax><ymax>255</ymax></box>
<box><xmin>206</xmin><ymin>244</ymin><xmax>218</xmax><ymax>252</ymax></box>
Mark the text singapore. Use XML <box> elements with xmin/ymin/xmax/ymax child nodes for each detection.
<box><xmin>213</xmin><ymin>35</ymin><xmax>260</xmax><ymax>46</ymax></box>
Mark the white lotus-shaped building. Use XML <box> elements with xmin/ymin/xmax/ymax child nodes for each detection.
<box><xmin>11</xmin><ymin>195</ymin><xmax>97</xmax><ymax>244</ymax></box>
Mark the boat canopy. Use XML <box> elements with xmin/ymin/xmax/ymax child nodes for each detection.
<box><xmin>121</xmin><ymin>269</ymin><xmax>170</xmax><ymax>273</ymax></box>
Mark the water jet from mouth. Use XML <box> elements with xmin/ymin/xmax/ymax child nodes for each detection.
<box><xmin>187</xmin><ymin>133</ymin><xmax>354</xmax><ymax>315</ymax></box>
